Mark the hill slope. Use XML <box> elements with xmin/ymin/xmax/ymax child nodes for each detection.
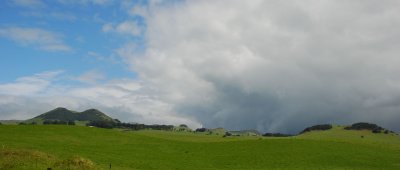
<box><xmin>1</xmin><ymin>125</ymin><xmax>399</xmax><ymax>169</ymax></box>
<box><xmin>297</xmin><ymin>125</ymin><xmax>400</xmax><ymax>148</ymax></box>
<box><xmin>25</xmin><ymin>107</ymin><xmax>116</xmax><ymax>124</ymax></box>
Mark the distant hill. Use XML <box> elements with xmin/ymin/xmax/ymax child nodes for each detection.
<box><xmin>299</xmin><ymin>122</ymin><xmax>396</xmax><ymax>135</ymax></box>
<box><xmin>300</xmin><ymin>124</ymin><xmax>333</xmax><ymax>134</ymax></box>
<box><xmin>0</xmin><ymin>120</ymin><xmax>24</xmax><ymax>125</ymax></box>
<box><xmin>24</xmin><ymin>107</ymin><xmax>117</xmax><ymax>124</ymax></box>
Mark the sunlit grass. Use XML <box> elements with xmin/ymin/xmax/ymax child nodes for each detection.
<box><xmin>1</xmin><ymin>125</ymin><xmax>399</xmax><ymax>169</ymax></box>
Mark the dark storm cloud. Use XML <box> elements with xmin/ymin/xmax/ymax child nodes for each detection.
<box><xmin>123</xmin><ymin>0</ymin><xmax>400</xmax><ymax>133</ymax></box>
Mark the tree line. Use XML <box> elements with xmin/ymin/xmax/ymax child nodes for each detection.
<box><xmin>86</xmin><ymin>120</ymin><xmax>175</xmax><ymax>131</ymax></box>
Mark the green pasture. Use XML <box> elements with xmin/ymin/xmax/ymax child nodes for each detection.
<box><xmin>0</xmin><ymin>125</ymin><xmax>399</xmax><ymax>169</ymax></box>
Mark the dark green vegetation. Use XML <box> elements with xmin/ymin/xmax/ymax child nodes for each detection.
<box><xmin>262</xmin><ymin>133</ymin><xmax>292</xmax><ymax>137</ymax></box>
<box><xmin>345</xmin><ymin>122</ymin><xmax>394</xmax><ymax>134</ymax></box>
<box><xmin>300</xmin><ymin>124</ymin><xmax>333</xmax><ymax>134</ymax></box>
<box><xmin>1</xmin><ymin>125</ymin><xmax>399</xmax><ymax>169</ymax></box>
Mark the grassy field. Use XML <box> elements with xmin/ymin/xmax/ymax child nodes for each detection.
<box><xmin>0</xmin><ymin>125</ymin><xmax>399</xmax><ymax>169</ymax></box>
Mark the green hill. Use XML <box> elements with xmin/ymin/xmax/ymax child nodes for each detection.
<box><xmin>297</xmin><ymin>125</ymin><xmax>400</xmax><ymax>148</ymax></box>
<box><xmin>1</xmin><ymin>124</ymin><xmax>399</xmax><ymax>169</ymax></box>
<box><xmin>24</xmin><ymin>107</ymin><xmax>116</xmax><ymax>124</ymax></box>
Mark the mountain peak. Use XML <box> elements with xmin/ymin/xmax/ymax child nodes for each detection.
<box><xmin>28</xmin><ymin>108</ymin><xmax>116</xmax><ymax>123</ymax></box>
<box><xmin>82</xmin><ymin>108</ymin><xmax>100</xmax><ymax>113</ymax></box>
<box><xmin>54</xmin><ymin>107</ymin><xmax>69</xmax><ymax>111</ymax></box>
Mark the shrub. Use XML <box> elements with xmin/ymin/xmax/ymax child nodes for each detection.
<box><xmin>68</xmin><ymin>121</ymin><xmax>75</xmax><ymax>125</ymax></box>
<box><xmin>344</xmin><ymin>122</ymin><xmax>383</xmax><ymax>131</ymax></box>
<box><xmin>43</xmin><ymin>120</ymin><xmax>67</xmax><ymax>125</ymax></box>
<box><xmin>43</xmin><ymin>120</ymin><xmax>53</xmax><ymax>125</ymax></box>
<box><xmin>195</xmin><ymin>128</ymin><xmax>207</xmax><ymax>132</ymax></box>
<box><xmin>263</xmin><ymin>133</ymin><xmax>292</xmax><ymax>137</ymax></box>
<box><xmin>86</xmin><ymin>120</ymin><xmax>115</xmax><ymax>129</ymax></box>
<box><xmin>179</xmin><ymin>124</ymin><xmax>188</xmax><ymax>128</ymax></box>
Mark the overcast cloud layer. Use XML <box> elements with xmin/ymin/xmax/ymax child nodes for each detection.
<box><xmin>127</xmin><ymin>0</ymin><xmax>400</xmax><ymax>133</ymax></box>
<box><xmin>2</xmin><ymin>0</ymin><xmax>400</xmax><ymax>133</ymax></box>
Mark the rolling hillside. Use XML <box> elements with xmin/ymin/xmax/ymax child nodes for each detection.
<box><xmin>24</xmin><ymin>107</ymin><xmax>117</xmax><ymax>124</ymax></box>
<box><xmin>0</xmin><ymin>124</ymin><xmax>399</xmax><ymax>169</ymax></box>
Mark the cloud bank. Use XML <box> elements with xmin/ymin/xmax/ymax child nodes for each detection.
<box><xmin>121</xmin><ymin>0</ymin><xmax>400</xmax><ymax>133</ymax></box>
<box><xmin>0</xmin><ymin>71</ymin><xmax>200</xmax><ymax>127</ymax></box>
<box><xmin>0</xmin><ymin>27</ymin><xmax>71</xmax><ymax>52</ymax></box>
<box><xmin>2</xmin><ymin>0</ymin><xmax>400</xmax><ymax>133</ymax></box>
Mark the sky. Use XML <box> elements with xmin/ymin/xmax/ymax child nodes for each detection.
<box><xmin>1</xmin><ymin>0</ymin><xmax>400</xmax><ymax>134</ymax></box>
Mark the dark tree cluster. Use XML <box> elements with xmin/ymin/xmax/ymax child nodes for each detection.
<box><xmin>86</xmin><ymin>120</ymin><xmax>117</xmax><ymax>129</ymax></box>
<box><xmin>300</xmin><ymin>124</ymin><xmax>332</xmax><ymax>134</ymax></box>
<box><xmin>43</xmin><ymin>120</ymin><xmax>75</xmax><ymax>125</ymax></box>
<box><xmin>262</xmin><ymin>133</ymin><xmax>292</xmax><ymax>137</ymax></box>
<box><xmin>179</xmin><ymin>124</ymin><xmax>188</xmax><ymax>128</ymax></box>
<box><xmin>87</xmin><ymin>121</ymin><xmax>174</xmax><ymax>130</ymax></box>
<box><xmin>222</xmin><ymin>132</ymin><xmax>232</xmax><ymax>137</ymax></box>
<box><xmin>344</xmin><ymin>122</ymin><xmax>385</xmax><ymax>133</ymax></box>
<box><xmin>116</xmin><ymin>122</ymin><xmax>146</xmax><ymax>130</ymax></box>
<box><xmin>19</xmin><ymin>122</ymin><xmax>40</xmax><ymax>125</ymax></box>
<box><xmin>144</xmin><ymin>124</ymin><xmax>174</xmax><ymax>130</ymax></box>
<box><xmin>116</xmin><ymin>123</ymin><xmax>174</xmax><ymax>130</ymax></box>
<box><xmin>195</xmin><ymin>128</ymin><xmax>208</xmax><ymax>132</ymax></box>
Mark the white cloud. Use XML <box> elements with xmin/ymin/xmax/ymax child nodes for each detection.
<box><xmin>0</xmin><ymin>27</ymin><xmax>71</xmax><ymax>52</ymax></box>
<box><xmin>64</xmin><ymin>79</ymin><xmax>200</xmax><ymax>126</ymax></box>
<box><xmin>129</xmin><ymin>5</ymin><xmax>148</xmax><ymax>17</ymax></box>
<box><xmin>116</xmin><ymin>21</ymin><xmax>141</xmax><ymax>36</ymax></box>
<box><xmin>102</xmin><ymin>21</ymin><xmax>142</xmax><ymax>36</ymax></box>
<box><xmin>0</xmin><ymin>70</ymin><xmax>63</xmax><ymax>96</ymax></box>
<box><xmin>102</xmin><ymin>23</ymin><xmax>114</xmax><ymax>32</ymax></box>
<box><xmin>74</xmin><ymin>70</ymin><xmax>105</xmax><ymax>84</ymax></box>
<box><xmin>87</xmin><ymin>51</ymin><xmax>120</xmax><ymax>64</ymax></box>
<box><xmin>0</xmin><ymin>71</ymin><xmax>200</xmax><ymax>128</ymax></box>
<box><xmin>115</xmin><ymin>0</ymin><xmax>400</xmax><ymax>133</ymax></box>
